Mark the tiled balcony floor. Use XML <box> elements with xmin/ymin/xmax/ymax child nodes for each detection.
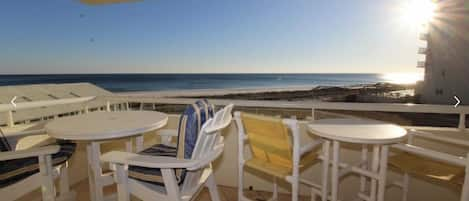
<box><xmin>19</xmin><ymin>179</ymin><xmax>312</xmax><ymax>201</ymax></box>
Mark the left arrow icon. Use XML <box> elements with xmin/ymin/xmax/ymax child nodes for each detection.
<box><xmin>10</xmin><ymin>96</ymin><xmax>17</xmax><ymax>108</ymax></box>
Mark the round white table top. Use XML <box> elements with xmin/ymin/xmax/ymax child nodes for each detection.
<box><xmin>45</xmin><ymin>111</ymin><xmax>168</xmax><ymax>141</ymax></box>
<box><xmin>308</xmin><ymin>118</ymin><xmax>407</xmax><ymax>144</ymax></box>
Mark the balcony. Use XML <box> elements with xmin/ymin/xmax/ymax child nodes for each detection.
<box><xmin>420</xmin><ymin>33</ymin><xmax>429</xmax><ymax>41</ymax></box>
<box><xmin>2</xmin><ymin>84</ymin><xmax>469</xmax><ymax>201</ymax></box>
<box><xmin>418</xmin><ymin>47</ymin><xmax>428</xmax><ymax>54</ymax></box>
<box><xmin>417</xmin><ymin>61</ymin><xmax>426</xmax><ymax>68</ymax></box>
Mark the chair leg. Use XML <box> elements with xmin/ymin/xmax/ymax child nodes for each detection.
<box><xmin>161</xmin><ymin>168</ymin><xmax>181</xmax><ymax>201</ymax></box>
<box><xmin>125</xmin><ymin>139</ymin><xmax>133</xmax><ymax>152</ymax></box>
<box><xmin>359</xmin><ymin>145</ymin><xmax>368</xmax><ymax>195</ymax></box>
<box><xmin>114</xmin><ymin>164</ymin><xmax>130</xmax><ymax>201</ymax></box>
<box><xmin>57</xmin><ymin>164</ymin><xmax>77</xmax><ymax>201</ymax></box>
<box><xmin>206</xmin><ymin>173</ymin><xmax>221</xmax><ymax>201</ymax></box>
<box><xmin>401</xmin><ymin>173</ymin><xmax>410</xmax><ymax>201</ymax></box>
<box><xmin>460</xmin><ymin>153</ymin><xmax>469</xmax><ymax>201</ymax></box>
<box><xmin>291</xmin><ymin>177</ymin><xmax>299</xmax><ymax>201</ymax></box>
<box><xmin>330</xmin><ymin>141</ymin><xmax>340</xmax><ymax>201</ymax></box>
<box><xmin>135</xmin><ymin>135</ymin><xmax>144</xmax><ymax>152</ymax></box>
<box><xmin>377</xmin><ymin>145</ymin><xmax>389</xmax><ymax>201</ymax></box>
<box><xmin>310</xmin><ymin>190</ymin><xmax>318</xmax><ymax>201</ymax></box>
<box><xmin>321</xmin><ymin>140</ymin><xmax>330</xmax><ymax>201</ymax></box>
<box><xmin>238</xmin><ymin>164</ymin><xmax>244</xmax><ymax>201</ymax></box>
<box><xmin>369</xmin><ymin>145</ymin><xmax>380</xmax><ymax>201</ymax></box>
<box><xmin>272</xmin><ymin>177</ymin><xmax>278</xmax><ymax>201</ymax></box>
<box><xmin>87</xmin><ymin>143</ymin><xmax>104</xmax><ymax>201</ymax></box>
<box><xmin>39</xmin><ymin>155</ymin><xmax>56</xmax><ymax>201</ymax></box>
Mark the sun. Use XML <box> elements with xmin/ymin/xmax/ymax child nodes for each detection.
<box><xmin>399</xmin><ymin>0</ymin><xmax>437</xmax><ymax>28</ymax></box>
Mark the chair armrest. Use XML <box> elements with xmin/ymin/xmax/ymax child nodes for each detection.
<box><xmin>404</xmin><ymin>128</ymin><xmax>469</xmax><ymax>148</ymax></box>
<box><xmin>101</xmin><ymin>151</ymin><xmax>198</xmax><ymax>169</ymax></box>
<box><xmin>157</xmin><ymin>129</ymin><xmax>178</xmax><ymax>145</ymax></box>
<box><xmin>102</xmin><ymin>146</ymin><xmax>224</xmax><ymax>171</ymax></box>
<box><xmin>1</xmin><ymin>128</ymin><xmax>51</xmax><ymax>151</ymax></box>
<box><xmin>205</xmin><ymin>118</ymin><xmax>233</xmax><ymax>134</ymax></box>
<box><xmin>300</xmin><ymin>139</ymin><xmax>324</xmax><ymax>156</ymax></box>
<box><xmin>2</xmin><ymin>128</ymin><xmax>47</xmax><ymax>139</ymax></box>
<box><xmin>0</xmin><ymin>145</ymin><xmax>60</xmax><ymax>161</ymax></box>
<box><xmin>187</xmin><ymin>146</ymin><xmax>224</xmax><ymax>171</ymax></box>
<box><xmin>392</xmin><ymin>143</ymin><xmax>467</xmax><ymax>167</ymax></box>
<box><xmin>157</xmin><ymin>129</ymin><xmax>178</xmax><ymax>137</ymax></box>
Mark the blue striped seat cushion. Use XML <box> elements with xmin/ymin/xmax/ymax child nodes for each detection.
<box><xmin>128</xmin><ymin>99</ymin><xmax>214</xmax><ymax>186</ymax></box>
<box><xmin>0</xmin><ymin>138</ymin><xmax>11</xmax><ymax>152</ymax></box>
<box><xmin>0</xmin><ymin>141</ymin><xmax>76</xmax><ymax>188</ymax></box>
<box><xmin>0</xmin><ymin>129</ymin><xmax>12</xmax><ymax>152</ymax></box>
<box><xmin>128</xmin><ymin>144</ymin><xmax>178</xmax><ymax>185</ymax></box>
<box><xmin>178</xmin><ymin>99</ymin><xmax>214</xmax><ymax>160</ymax></box>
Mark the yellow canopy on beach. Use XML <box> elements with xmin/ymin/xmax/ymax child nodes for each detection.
<box><xmin>80</xmin><ymin>0</ymin><xmax>141</xmax><ymax>5</ymax></box>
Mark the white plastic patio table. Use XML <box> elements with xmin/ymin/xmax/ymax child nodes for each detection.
<box><xmin>45</xmin><ymin>111</ymin><xmax>168</xmax><ymax>201</ymax></box>
<box><xmin>308</xmin><ymin>118</ymin><xmax>407</xmax><ymax>201</ymax></box>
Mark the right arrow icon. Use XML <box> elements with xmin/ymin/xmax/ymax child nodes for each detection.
<box><xmin>454</xmin><ymin>96</ymin><xmax>461</xmax><ymax>108</ymax></box>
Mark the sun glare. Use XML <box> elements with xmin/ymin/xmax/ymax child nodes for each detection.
<box><xmin>399</xmin><ymin>0</ymin><xmax>437</xmax><ymax>28</ymax></box>
<box><xmin>381</xmin><ymin>73</ymin><xmax>423</xmax><ymax>84</ymax></box>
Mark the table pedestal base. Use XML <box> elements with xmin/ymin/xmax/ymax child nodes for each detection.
<box><xmin>86</xmin><ymin>136</ymin><xmax>143</xmax><ymax>201</ymax></box>
<box><xmin>327</xmin><ymin>140</ymin><xmax>390</xmax><ymax>201</ymax></box>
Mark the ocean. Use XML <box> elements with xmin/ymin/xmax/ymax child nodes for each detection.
<box><xmin>0</xmin><ymin>74</ymin><xmax>395</xmax><ymax>92</ymax></box>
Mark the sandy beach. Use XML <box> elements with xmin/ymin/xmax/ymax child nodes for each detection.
<box><xmin>118</xmin><ymin>82</ymin><xmax>452</xmax><ymax>127</ymax></box>
<box><xmin>117</xmin><ymin>85</ymin><xmax>315</xmax><ymax>97</ymax></box>
<box><xmin>117</xmin><ymin>82</ymin><xmax>416</xmax><ymax>103</ymax></box>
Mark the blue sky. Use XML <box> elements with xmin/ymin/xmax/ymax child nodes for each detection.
<box><xmin>0</xmin><ymin>0</ymin><xmax>423</xmax><ymax>74</ymax></box>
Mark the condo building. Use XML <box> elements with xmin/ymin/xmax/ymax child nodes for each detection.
<box><xmin>416</xmin><ymin>0</ymin><xmax>469</xmax><ymax>105</ymax></box>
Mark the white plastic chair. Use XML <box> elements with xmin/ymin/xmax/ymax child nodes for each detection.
<box><xmin>157</xmin><ymin>100</ymin><xmax>215</xmax><ymax>147</ymax></box>
<box><xmin>0</xmin><ymin>128</ymin><xmax>76</xmax><ymax>201</ymax></box>
<box><xmin>235</xmin><ymin>112</ymin><xmax>326</xmax><ymax>201</ymax></box>
<box><xmin>101</xmin><ymin>104</ymin><xmax>234</xmax><ymax>201</ymax></box>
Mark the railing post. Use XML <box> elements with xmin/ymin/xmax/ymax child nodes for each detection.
<box><xmin>312</xmin><ymin>107</ymin><xmax>316</xmax><ymax>121</ymax></box>
<box><xmin>106</xmin><ymin>101</ymin><xmax>111</xmax><ymax>112</ymax></box>
<box><xmin>6</xmin><ymin>110</ymin><xmax>14</xmax><ymax>127</ymax></box>
<box><xmin>459</xmin><ymin>113</ymin><xmax>466</xmax><ymax>130</ymax></box>
<box><xmin>461</xmin><ymin>153</ymin><xmax>469</xmax><ymax>201</ymax></box>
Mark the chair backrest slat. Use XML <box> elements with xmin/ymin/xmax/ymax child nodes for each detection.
<box><xmin>0</xmin><ymin>128</ymin><xmax>12</xmax><ymax>152</ymax></box>
<box><xmin>176</xmin><ymin>99</ymin><xmax>214</xmax><ymax>160</ymax></box>
<box><xmin>191</xmin><ymin>104</ymin><xmax>233</xmax><ymax>160</ymax></box>
<box><xmin>181</xmin><ymin>104</ymin><xmax>233</xmax><ymax>193</ymax></box>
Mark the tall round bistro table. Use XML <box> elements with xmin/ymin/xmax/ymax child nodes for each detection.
<box><xmin>308</xmin><ymin>118</ymin><xmax>407</xmax><ymax>201</ymax></box>
<box><xmin>46</xmin><ymin>111</ymin><xmax>168</xmax><ymax>201</ymax></box>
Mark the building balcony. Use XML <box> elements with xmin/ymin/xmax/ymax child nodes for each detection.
<box><xmin>420</xmin><ymin>33</ymin><xmax>429</xmax><ymax>41</ymax></box>
<box><xmin>418</xmin><ymin>47</ymin><xmax>428</xmax><ymax>54</ymax></box>
<box><xmin>417</xmin><ymin>61</ymin><xmax>426</xmax><ymax>68</ymax></box>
